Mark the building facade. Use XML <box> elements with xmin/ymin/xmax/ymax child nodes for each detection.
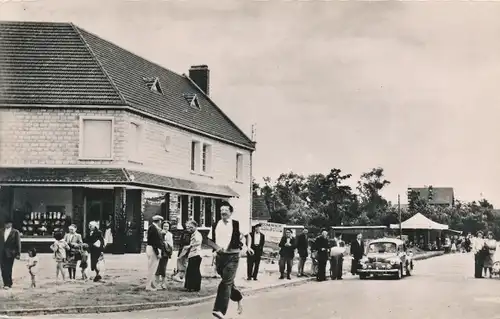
<box><xmin>0</xmin><ymin>21</ymin><xmax>255</xmax><ymax>252</ymax></box>
<box><xmin>407</xmin><ymin>186</ymin><xmax>455</xmax><ymax>207</ymax></box>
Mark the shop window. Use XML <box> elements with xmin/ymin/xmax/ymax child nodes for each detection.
<box><xmin>12</xmin><ymin>188</ymin><xmax>73</xmax><ymax>237</ymax></box>
<box><xmin>142</xmin><ymin>191</ymin><xmax>167</xmax><ymax>222</ymax></box>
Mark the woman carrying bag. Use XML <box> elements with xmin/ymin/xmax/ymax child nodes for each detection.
<box><xmin>86</xmin><ymin>221</ymin><xmax>105</xmax><ymax>282</ymax></box>
<box><xmin>155</xmin><ymin>221</ymin><xmax>174</xmax><ymax>289</ymax></box>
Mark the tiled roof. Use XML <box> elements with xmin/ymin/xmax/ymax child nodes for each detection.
<box><xmin>127</xmin><ymin>170</ymin><xmax>239</xmax><ymax>198</ymax></box>
<box><xmin>0</xmin><ymin>22</ymin><xmax>124</xmax><ymax>105</ymax></box>
<box><xmin>0</xmin><ymin>21</ymin><xmax>254</xmax><ymax>149</ymax></box>
<box><xmin>0</xmin><ymin>167</ymin><xmax>128</xmax><ymax>183</ymax></box>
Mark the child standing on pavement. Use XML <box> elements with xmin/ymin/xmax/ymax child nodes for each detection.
<box><xmin>50</xmin><ymin>231</ymin><xmax>70</xmax><ymax>282</ymax></box>
<box><xmin>27</xmin><ymin>248</ymin><xmax>39</xmax><ymax>288</ymax></box>
<box><xmin>80</xmin><ymin>244</ymin><xmax>89</xmax><ymax>280</ymax></box>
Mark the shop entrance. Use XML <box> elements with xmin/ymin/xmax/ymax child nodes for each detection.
<box><xmin>84</xmin><ymin>189</ymin><xmax>113</xmax><ymax>235</ymax></box>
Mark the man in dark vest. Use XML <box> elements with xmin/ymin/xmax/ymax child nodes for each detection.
<box><xmin>209</xmin><ymin>201</ymin><xmax>251</xmax><ymax>319</ymax></box>
<box><xmin>246</xmin><ymin>223</ymin><xmax>265</xmax><ymax>280</ymax></box>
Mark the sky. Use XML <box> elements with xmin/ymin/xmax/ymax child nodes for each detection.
<box><xmin>2</xmin><ymin>0</ymin><xmax>500</xmax><ymax>206</ymax></box>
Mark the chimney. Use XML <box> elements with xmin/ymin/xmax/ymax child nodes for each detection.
<box><xmin>189</xmin><ymin>65</ymin><xmax>210</xmax><ymax>96</ymax></box>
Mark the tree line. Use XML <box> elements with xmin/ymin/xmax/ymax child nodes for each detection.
<box><xmin>253</xmin><ymin>168</ymin><xmax>500</xmax><ymax>237</ymax></box>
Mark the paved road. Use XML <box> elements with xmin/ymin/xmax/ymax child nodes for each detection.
<box><xmin>18</xmin><ymin>253</ymin><xmax>500</xmax><ymax>319</ymax></box>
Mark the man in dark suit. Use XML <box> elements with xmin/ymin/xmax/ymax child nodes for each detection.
<box><xmin>246</xmin><ymin>224</ymin><xmax>265</xmax><ymax>280</ymax></box>
<box><xmin>296</xmin><ymin>228</ymin><xmax>309</xmax><ymax>277</ymax></box>
<box><xmin>350</xmin><ymin>233</ymin><xmax>365</xmax><ymax>275</ymax></box>
<box><xmin>0</xmin><ymin>218</ymin><xmax>21</xmax><ymax>289</ymax></box>
<box><xmin>278</xmin><ymin>229</ymin><xmax>296</xmax><ymax>280</ymax></box>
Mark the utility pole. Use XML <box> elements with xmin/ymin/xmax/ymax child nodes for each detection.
<box><xmin>398</xmin><ymin>194</ymin><xmax>402</xmax><ymax>238</ymax></box>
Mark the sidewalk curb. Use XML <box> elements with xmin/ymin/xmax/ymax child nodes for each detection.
<box><xmin>0</xmin><ymin>278</ymin><xmax>315</xmax><ymax>317</ymax></box>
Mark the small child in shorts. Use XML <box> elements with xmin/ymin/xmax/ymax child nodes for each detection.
<box><xmin>27</xmin><ymin>248</ymin><xmax>39</xmax><ymax>288</ymax></box>
<box><xmin>80</xmin><ymin>244</ymin><xmax>89</xmax><ymax>280</ymax></box>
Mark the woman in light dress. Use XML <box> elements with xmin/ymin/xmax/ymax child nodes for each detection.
<box><xmin>155</xmin><ymin>221</ymin><xmax>174</xmax><ymax>289</ymax></box>
<box><xmin>483</xmin><ymin>231</ymin><xmax>497</xmax><ymax>278</ymax></box>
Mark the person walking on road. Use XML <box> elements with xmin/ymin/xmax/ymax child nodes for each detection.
<box><xmin>0</xmin><ymin>219</ymin><xmax>21</xmax><ymax>289</ymax></box>
<box><xmin>350</xmin><ymin>233</ymin><xmax>365</xmax><ymax>276</ymax></box>
<box><xmin>145</xmin><ymin>215</ymin><xmax>165</xmax><ymax>291</ymax></box>
<box><xmin>209</xmin><ymin>201</ymin><xmax>251</xmax><ymax>319</ymax></box>
<box><xmin>246</xmin><ymin>224</ymin><xmax>265</xmax><ymax>281</ymax></box>
<box><xmin>296</xmin><ymin>228</ymin><xmax>309</xmax><ymax>277</ymax></box>
<box><xmin>472</xmin><ymin>230</ymin><xmax>486</xmax><ymax>278</ymax></box>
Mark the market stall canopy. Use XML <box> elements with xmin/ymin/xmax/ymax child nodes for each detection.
<box><xmin>390</xmin><ymin>213</ymin><xmax>448</xmax><ymax>230</ymax></box>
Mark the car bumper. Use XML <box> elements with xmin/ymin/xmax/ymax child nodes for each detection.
<box><xmin>358</xmin><ymin>269</ymin><xmax>399</xmax><ymax>274</ymax></box>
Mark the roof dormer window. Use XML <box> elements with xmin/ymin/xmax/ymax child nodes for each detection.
<box><xmin>183</xmin><ymin>93</ymin><xmax>200</xmax><ymax>109</ymax></box>
<box><xmin>143</xmin><ymin>76</ymin><xmax>163</xmax><ymax>94</ymax></box>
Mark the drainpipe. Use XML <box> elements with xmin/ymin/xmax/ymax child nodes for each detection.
<box><xmin>249</xmin><ymin>149</ymin><xmax>253</xmax><ymax>235</ymax></box>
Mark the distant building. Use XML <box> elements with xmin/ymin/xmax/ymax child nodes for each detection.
<box><xmin>408</xmin><ymin>187</ymin><xmax>454</xmax><ymax>207</ymax></box>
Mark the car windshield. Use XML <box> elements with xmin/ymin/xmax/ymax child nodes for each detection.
<box><xmin>368</xmin><ymin>242</ymin><xmax>397</xmax><ymax>254</ymax></box>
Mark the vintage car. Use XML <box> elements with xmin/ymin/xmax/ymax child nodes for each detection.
<box><xmin>358</xmin><ymin>238</ymin><xmax>414</xmax><ymax>280</ymax></box>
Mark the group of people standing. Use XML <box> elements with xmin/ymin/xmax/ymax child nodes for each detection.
<box><xmin>0</xmin><ymin>218</ymin><xmax>108</xmax><ymax>290</ymax></box>
<box><xmin>272</xmin><ymin>228</ymin><xmax>357</xmax><ymax>282</ymax></box>
<box><xmin>472</xmin><ymin>230</ymin><xmax>498</xmax><ymax>278</ymax></box>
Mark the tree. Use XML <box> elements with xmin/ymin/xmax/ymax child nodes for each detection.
<box><xmin>305</xmin><ymin>169</ymin><xmax>355</xmax><ymax>227</ymax></box>
<box><xmin>274</xmin><ymin>172</ymin><xmax>307</xmax><ymax>209</ymax></box>
<box><xmin>357</xmin><ymin>168</ymin><xmax>391</xmax><ymax>225</ymax></box>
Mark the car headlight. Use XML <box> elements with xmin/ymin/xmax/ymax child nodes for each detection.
<box><xmin>362</xmin><ymin>263</ymin><xmax>368</xmax><ymax>269</ymax></box>
<box><xmin>389</xmin><ymin>259</ymin><xmax>397</xmax><ymax>265</ymax></box>
<box><xmin>360</xmin><ymin>257</ymin><xmax>369</xmax><ymax>263</ymax></box>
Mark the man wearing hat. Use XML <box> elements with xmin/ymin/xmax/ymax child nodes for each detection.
<box><xmin>146</xmin><ymin>215</ymin><xmax>166</xmax><ymax>291</ymax></box>
<box><xmin>0</xmin><ymin>218</ymin><xmax>21</xmax><ymax>289</ymax></box>
<box><xmin>246</xmin><ymin>223</ymin><xmax>265</xmax><ymax>280</ymax></box>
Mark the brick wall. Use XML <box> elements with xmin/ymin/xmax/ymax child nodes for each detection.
<box><xmin>0</xmin><ymin>108</ymin><xmax>127</xmax><ymax>165</ymax></box>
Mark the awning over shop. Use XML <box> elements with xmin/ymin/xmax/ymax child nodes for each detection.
<box><xmin>126</xmin><ymin>170</ymin><xmax>239</xmax><ymax>198</ymax></box>
<box><xmin>0</xmin><ymin>167</ymin><xmax>128</xmax><ymax>184</ymax></box>
<box><xmin>390</xmin><ymin>213</ymin><xmax>448</xmax><ymax>230</ymax></box>
<box><xmin>0</xmin><ymin>167</ymin><xmax>239</xmax><ymax>198</ymax></box>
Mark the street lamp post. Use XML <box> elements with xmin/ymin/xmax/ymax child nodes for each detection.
<box><xmin>398</xmin><ymin>194</ymin><xmax>402</xmax><ymax>238</ymax></box>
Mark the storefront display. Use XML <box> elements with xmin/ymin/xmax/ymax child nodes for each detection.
<box><xmin>20</xmin><ymin>211</ymin><xmax>68</xmax><ymax>237</ymax></box>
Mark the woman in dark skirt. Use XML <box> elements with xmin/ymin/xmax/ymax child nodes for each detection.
<box><xmin>85</xmin><ymin>221</ymin><xmax>105</xmax><ymax>282</ymax></box>
<box><xmin>155</xmin><ymin>221</ymin><xmax>174</xmax><ymax>289</ymax></box>
<box><xmin>184</xmin><ymin>220</ymin><xmax>203</xmax><ymax>292</ymax></box>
